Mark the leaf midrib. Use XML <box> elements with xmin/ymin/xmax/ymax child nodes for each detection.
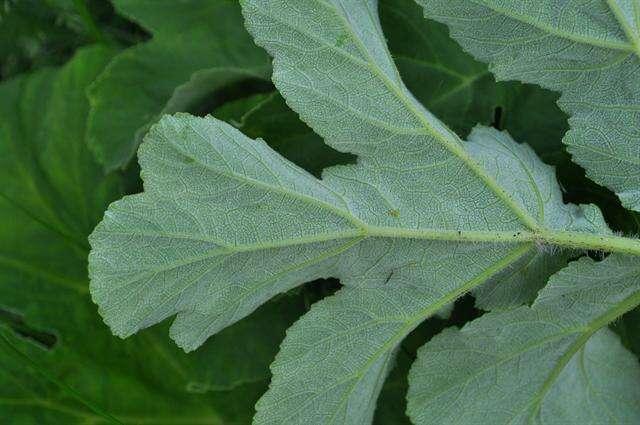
<box><xmin>96</xmin><ymin>226</ymin><xmax>640</xmax><ymax>257</ymax></box>
<box><xmin>467</xmin><ymin>0</ymin><xmax>639</xmax><ymax>56</ymax></box>
<box><xmin>128</xmin><ymin>130</ymin><xmax>640</xmax><ymax>262</ymax></box>
<box><xmin>324</xmin><ymin>244</ymin><xmax>535</xmax><ymax>425</ymax></box>
<box><xmin>264</xmin><ymin>244</ymin><xmax>534</xmax><ymax>425</ymax></box>
<box><xmin>258</xmin><ymin>0</ymin><xmax>541</xmax><ymax>231</ymax></box>
<box><xmin>329</xmin><ymin>0</ymin><xmax>542</xmax><ymax>230</ymax></box>
<box><xmin>526</xmin><ymin>285</ymin><xmax>640</xmax><ymax>423</ymax></box>
<box><xmin>410</xmin><ymin>327</ymin><xmax>578</xmax><ymax>415</ymax></box>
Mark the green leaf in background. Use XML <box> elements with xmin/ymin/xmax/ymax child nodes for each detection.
<box><xmin>0</xmin><ymin>45</ymin><xmax>297</xmax><ymax>423</ymax></box>
<box><xmin>379</xmin><ymin>0</ymin><xmax>508</xmax><ymax>136</ymax></box>
<box><xmin>0</xmin><ymin>0</ymin><xmax>142</xmax><ymax>80</ymax></box>
<box><xmin>408</xmin><ymin>255</ymin><xmax>640</xmax><ymax>425</ymax></box>
<box><xmin>615</xmin><ymin>305</ymin><xmax>640</xmax><ymax>357</ymax></box>
<box><xmin>85</xmin><ymin>0</ymin><xmax>573</xmax><ymax>173</ymax></box>
<box><xmin>0</xmin><ymin>0</ymin><xmax>85</xmax><ymax>79</ymax></box>
<box><xmin>213</xmin><ymin>92</ymin><xmax>355</xmax><ymax>176</ymax></box>
<box><xmin>87</xmin><ymin>0</ymin><xmax>273</xmax><ymax>171</ymax></box>
<box><xmin>417</xmin><ymin>0</ymin><xmax>640</xmax><ymax>212</ymax></box>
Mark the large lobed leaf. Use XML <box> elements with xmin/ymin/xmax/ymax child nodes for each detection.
<box><xmin>91</xmin><ymin>112</ymin><xmax>605</xmax><ymax>423</ymax></box>
<box><xmin>88</xmin><ymin>0</ymin><xmax>619</xmax><ymax>423</ymax></box>
<box><xmin>417</xmin><ymin>0</ymin><xmax>640</xmax><ymax>212</ymax></box>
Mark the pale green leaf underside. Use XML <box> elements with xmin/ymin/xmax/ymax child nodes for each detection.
<box><xmin>408</xmin><ymin>254</ymin><xmax>640</xmax><ymax>425</ymax></box>
<box><xmin>89</xmin><ymin>1</ymin><xmax>622</xmax><ymax>424</ymax></box>
<box><xmin>90</xmin><ymin>115</ymin><xmax>600</xmax><ymax>424</ymax></box>
<box><xmin>418</xmin><ymin>0</ymin><xmax>640</xmax><ymax>212</ymax></box>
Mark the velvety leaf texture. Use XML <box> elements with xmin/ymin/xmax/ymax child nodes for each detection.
<box><xmin>87</xmin><ymin>1</ymin><xmax>639</xmax><ymax>424</ymax></box>
<box><xmin>408</xmin><ymin>254</ymin><xmax>640</xmax><ymax>425</ymax></box>
<box><xmin>417</xmin><ymin>0</ymin><xmax>640</xmax><ymax>212</ymax></box>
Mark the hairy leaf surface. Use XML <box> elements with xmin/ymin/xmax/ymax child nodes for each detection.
<box><xmin>418</xmin><ymin>0</ymin><xmax>640</xmax><ymax>212</ymax></box>
<box><xmin>89</xmin><ymin>1</ymin><xmax>618</xmax><ymax>423</ymax></box>
<box><xmin>408</xmin><ymin>254</ymin><xmax>640</xmax><ymax>425</ymax></box>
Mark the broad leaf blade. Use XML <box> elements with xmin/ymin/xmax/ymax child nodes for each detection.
<box><xmin>407</xmin><ymin>254</ymin><xmax>640</xmax><ymax>424</ymax></box>
<box><xmin>89</xmin><ymin>113</ymin><xmax>363</xmax><ymax>350</ymax></box>
<box><xmin>417</xmin><ymin>0</ymin><xmax>640</xmax><ymax>212</ymax></box>
<box><xmin>90</xmin><ymin>1</ymin><xmax>610</xmax><ymax>423</ymax></box>
<box><xmin>253</xmin><ymin>243</ymin><xmax>533</xmax><ymax>425</ymax></box>
<box><xmin>88</xmin><ymin>115</ymin><xmax>605</xmax><ymax>422</ymax></box>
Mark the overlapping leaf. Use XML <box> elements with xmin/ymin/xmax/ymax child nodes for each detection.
<box><xmin>417</xmin><ymin>0</ymin><xmax>640</xmax><ymax>212</ymax></box>
<box><xmin>88</xmin><ymin>1</ymin><xmax>626</xmax><ymax>423</ymax></box>
<box><xmin>403</xmin><ymin>3</ymin><xmax>640</xmax><ymax>423</ymax></box>
<box><xmin>86</xmin><ymin>0</ymin><xmax>560</xmax><ymax>172</ymax></box>
<box><xmin>379</xmin><ymin>0</ymin><xmax>509</xmax><ymax>135</ymax></box>
<box><xmin>213</xmin><ymin>92</ymin><xmax>354</xmax><ymax>176</ymax></box>
<box><xmin>408</xmin><ymin>254</ymin><xmax>640</xmax><ymax>424</ymax></box>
